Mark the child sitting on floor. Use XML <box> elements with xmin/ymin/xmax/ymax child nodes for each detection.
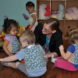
<box><xmin>3</xmin><ymin>18</ymin><xmax>20</xmax><ymax>56</ymax></box>
<box><xmin>0</xmin><ymin>31</ymin><xmax>47</xmax><ymax>77</ymax></box>
<box><xmin>45</xmin><ymin>28</ymin><xmax>78</xmax><ymax>71</ymax></box>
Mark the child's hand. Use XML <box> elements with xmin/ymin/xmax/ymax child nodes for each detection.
<box><xmin>22</xmin><ymin>13</ymin><xmax>29</xmax><ymax>20</ymax></box>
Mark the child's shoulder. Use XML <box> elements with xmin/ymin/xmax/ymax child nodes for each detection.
<box><xmin>68</xmin><ymin>44</ymin><xmax>75</xmax><ymax>49</ymax></box>
<box><xmin>4</xmin><ymin>34</ymin><xmax>15</xmax><ymax>41</ymax></box>
<box><xmin>67</xmin><ymin>44</ymin><xmax>75</xmax><ymax>53</ymax></box>
<box><xmin>31</xmin><ymin>11</ymin><xmax>37</xmax><ymax>15</ymax></box>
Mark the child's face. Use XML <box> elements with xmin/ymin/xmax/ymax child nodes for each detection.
<box><xmin>42</xmin><ymin>23</ymin><xmax>53</xmax><ymax>35</ymax></box>
<box><xmin>9</xmin><ymin>25</ymin><xmax>18</xmax><ymax>36</ymax></box>
<box><xmin>20</xmin><ymin>37</ymin><xmax>28</xmax><ymax>48</ymax></box>
<box><xmin>26</xmin><ymin>7</ymin><xmax>34</xmax><ymax>14</ymax></box>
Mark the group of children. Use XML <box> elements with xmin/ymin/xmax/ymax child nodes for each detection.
<box><xmin>0</xmin><ymin>1</ymin><xmax>78</xmax><ymax>78</ymax></box>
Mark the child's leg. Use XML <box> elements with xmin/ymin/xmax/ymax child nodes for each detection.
<box><xmin>54</xmin><ymin>57</ymin><xmax>78</xmax><ymax>71</ymax></box>
<box><xmin>1</xmin><ymin>62</ymin><xmax>20</xmax><ymax>68</ymax></box>
<box><xmin>17</xmin><ymin>63</ymin><xmax>27</xmax><ymax>75</ymax></box>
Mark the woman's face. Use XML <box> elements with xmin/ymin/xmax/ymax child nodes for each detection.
<box><xmin>42</xmin><ymin>23</ymin><xmax>52</xmax><ymax>35</ymax></box>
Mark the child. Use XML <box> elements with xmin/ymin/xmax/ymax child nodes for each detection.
<box><xmin>46</xmin><ymin>28</ymin><xmax>78</xmax><ymax>71</ymax></box>
<box><xmin>0</xmin><ymin>31</ymin><xmax>47</xmax><ymax>77</ymax></box>
<box><xmin>3</xmin><ymin>18</ymin><xmax>20</xmax><ymax>56</ymax></box>
<box><xmin>23</xmin><ymin>1</ymin><xmax>38</xmax><ymax>31</ymax></box>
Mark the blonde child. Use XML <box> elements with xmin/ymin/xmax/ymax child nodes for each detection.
<box><xmin>45</xmin><ymin>28</ymin><xmax>78</xmax><ymax>71</ymax></box>
<box><xmin>0</xmin><ymin>31</ymin><xmax>47</xmax><ymax>77</ymax></box>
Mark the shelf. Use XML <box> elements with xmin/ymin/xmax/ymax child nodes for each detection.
<box><xmin>37</xmin><ymin>0</ymin><xmax>78</xmax><ymax>21</ymax></box>
<box><xmin>52</xmin><ymin>0</ymin><xmax>65</xmax><ymax>1</ymax></box>
<box><xmin>65</xmin><ymin>20</ymin><xmax>78</xmax><ymax>21</ymax></box>
<box><xmin>37</xmin><ymin>0</ymin><xmax>78</xmax><ymax>38</ymax></box>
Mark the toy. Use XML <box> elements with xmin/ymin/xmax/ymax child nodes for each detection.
<box><xmin>51</xmin><ymin>4</ymin><xmax>64</xmax><ymax>20</ymax></box>
<box><xmin>0</xmin><ymin>29</ymin><xmax>5</xmax><ymax>47</ymax></box>
<box><xmin>25</xmin><ymin>24</ymin><xmax>31</xmax><ymax>30</ymax></box>
<box><xmin>17</xmin><ymin>25</ymin><xmax>25</xmax><ymax>37</ymax></box>
<box><xmin>44</xmin><ymin>4</ymin><xmax>51</xmax><ymax>17</ymax></box>
<box><xmin>65</xmin><ymin>7</ymin><xmax>78</xmax><ymax>20</ymax></box>
<box><xmin>57</xmin><ymin>4</ymin><xmax>64</xmax><ymax>20</ymax></box>
<box><xmin>39</xmin><ymin>4</ymin><xmax>51</xmax><ymax>19</ymax></box>
<box><xmin>22</xmin><ymin>13</ymin><xmax>29</xmax><ymax>20</ymax></box>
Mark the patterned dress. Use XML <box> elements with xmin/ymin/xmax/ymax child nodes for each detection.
<box><xmin>4</xmin><ymin>34</ymin><xmax>20</xmax><ymax>54</ymax></box>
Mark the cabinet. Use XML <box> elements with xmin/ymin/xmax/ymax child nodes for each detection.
<box><xmin>36</xmin><ymin>0</ymin><xmax>78</xmax><ymax>40</ymax></box>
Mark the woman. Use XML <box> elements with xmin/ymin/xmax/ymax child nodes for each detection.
<box><xmin>34</xmin><ymin>18</ymin><xmax>63</xmax><ymax>56</ymax></box>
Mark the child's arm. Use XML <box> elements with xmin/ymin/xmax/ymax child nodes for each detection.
<box><xmin>22</xmin><ymin>13</ymin><xmax>29</xmax><ymax>20</ymax></box>
<box><xmin>59</xmin><ymin>45</ymin><xmax>72</xmax><ymax>60</ymax></box>
<box><xmin>0</xmin><ymin>55</ymin><xmax>18</xmax><ymax>62</ymax></box>
<box><xmin>29</xmin><ymin>14</ymin><xmax>37</xmax><ymax>29</ymax></box>
<box><xmin>3</xmin><ymin>40</ymin><xmax>13</xmax><ymax>56</ymax></box>
<box><xmin>31</xmin><ymin>14</ymin><xmax>37</xmax><ymax>26</ymax></box>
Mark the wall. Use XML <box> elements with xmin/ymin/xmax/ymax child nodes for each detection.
<box><xmin>0</xmin><ymin>0</ymin><xmax>36</xmax><ymax>28</ymax></box>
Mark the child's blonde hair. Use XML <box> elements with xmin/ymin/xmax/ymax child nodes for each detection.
<box><xmin>20</xmin><ymin>30</ymin><xmax>35</xmax><ymax>44</ymax></box>
<box><xmin>69</xmin><ymin>28</ymin><xmax>78</xmax><ymax>43</ymax></box>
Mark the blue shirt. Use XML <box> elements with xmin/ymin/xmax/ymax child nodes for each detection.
<box><xmin>4</xmin><ymin>34</ymin><xmax>20</xmax><ymax>53</ymax></box>
<box><xmin>15</xmin><ymin>44</ymin><xmax>47</xmax><ymax>71</ymax></box>
<box><xmin>67</xmin><ymin>44</ymin><xmax>78</xmax><ymax>68</ymax></box>
<box><xmin>67</xmin><ymin>45</ymin><xmax>75</xmax><ymax>53</ymax></box>
<box><xmin>43</xmin><ymin>36</ymin><xmax>50</xmax><ymax>52</ymax></box>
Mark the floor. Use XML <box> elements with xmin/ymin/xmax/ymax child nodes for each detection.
<box><xmin>0</xmin><ymin>48</ymin><xmax>78</xmax><ymax>78</ymax></box>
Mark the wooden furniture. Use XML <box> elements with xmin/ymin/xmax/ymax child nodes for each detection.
<box><xmin>36</xmin><ymin>0</ymin><xmax>78</xmax><ymax>48</ymax></box>
<box><xmin>1</xmin><ymin>51</ymin><xmax>78</xmax><ymax>78</ymax></box>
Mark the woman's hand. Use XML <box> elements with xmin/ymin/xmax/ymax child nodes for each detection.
<box><xmin>59</xmin><ymin>45</ymin><xmax>64</xmax><ymax>52</ymax></box>
<box><xmin>44</xmin><ymin>52</ymin><xmax>57</xmax><ymax>58</ymax></box>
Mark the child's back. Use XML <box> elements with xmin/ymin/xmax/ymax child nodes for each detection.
<box><xmin>16</xmin><ymin>44</ymin><xmax>47</xmax><ymax>77</ymax></box>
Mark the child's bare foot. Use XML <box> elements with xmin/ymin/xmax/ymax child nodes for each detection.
<box><xmin>8</xmin><ymin>62</ymin><xmax>20</xmax><ymax>68</ymax></box>
<box><xmin>6</xmin><ymin>62</ymin><xmax>17</xmax><ymax>68</ymax></box>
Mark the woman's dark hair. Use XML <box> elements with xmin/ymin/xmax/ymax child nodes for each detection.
<box><xmin>26</xmin><ymin>1</ymin><xmax>35</xmax><ymax>8</ymax></box>
<box><xmin>45</xmin><ymin>18</ymin><xmax>60</xmax><ymax>31</ymax></box>
<box><xmin>3</xmin><ymin>18</ymin><xmax>19</xmax><ymax>33</ymax></box>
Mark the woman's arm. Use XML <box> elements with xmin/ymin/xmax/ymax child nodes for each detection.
<box><xmin>59</xmin><ymin>45</ymin><xmax>72</xmax><ymax>60</ymax></box>
<box><xmin>44</xmin><ymin>52</ymin><xmax>58</xmax><ymax>58</ymax></box>
<box><xmin>0</xmin><ymin>55</ymin><xmax>18</xmax><ymax>62</ymax></box>
<box><xmin>3</xmin><ymin>40</ymin><xmax>13</xmax><ymax>56</ymax></box>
